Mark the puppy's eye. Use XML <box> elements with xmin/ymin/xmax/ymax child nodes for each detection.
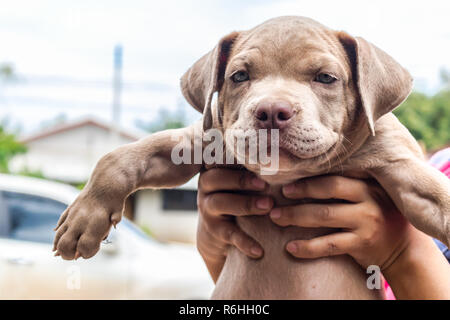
<box><xmin>231</xmin><ymin>71</ymin><xmax>250</xmax><ymax>83</ymax></box>
<box><xmin>315</xmin><ymin>73</ymin><xmax>337</xmax><ymax>84</ymax></box>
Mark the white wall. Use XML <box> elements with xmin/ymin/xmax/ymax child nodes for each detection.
<box><xmin>134</xmin><ymin>189</ymin><xmax>198</xmax><ymax>244</ymax></box>
<box><xmin>10</xmin><ymin>124</ymin><xmax>135</xmax><ymax>183</ymax></box>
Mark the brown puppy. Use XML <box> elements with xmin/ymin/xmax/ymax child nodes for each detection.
<box><xmin>53</xmin><ymin>16</ymin><xmax>450</xmax><ymax>299</ymax></box>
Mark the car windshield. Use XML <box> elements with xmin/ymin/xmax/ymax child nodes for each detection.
<box><xmin>0</xmin><ymin>191</ymin><xmax>66</xmax><ymax>244</ymax></box>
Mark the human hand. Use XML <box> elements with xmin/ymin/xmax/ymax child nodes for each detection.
<box><xmin>197</xmin><ymin>168</ymin><xmax>274</xmax><ymax>281</ymax></box>
<box><xmin>270</xmin><ymin>175</ymin><xmax>412</xmax><ymax>270</ymax></box>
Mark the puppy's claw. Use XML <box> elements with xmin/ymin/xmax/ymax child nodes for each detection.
<box><xmin>112</xmin><ymin>222</ymin><xmax>117</xmax><ymax>229</ymax></box>
<box><xmin>54</xmin><ymin>251</ymin><xmax>60</xmax><ymax>257</ymax></box>
<box><xmin>74</xmin><ymin>251</ymin><xmax>81</xmax><ymax>260</ymax></box>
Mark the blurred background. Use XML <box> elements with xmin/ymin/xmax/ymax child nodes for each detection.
<box><xmin>0</xmin><ymin>0</ymin><xmax>449</xmax><ymax>299</ymax></box>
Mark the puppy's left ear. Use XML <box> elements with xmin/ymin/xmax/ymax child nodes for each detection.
<box><xmin>337</xmin><ymin>32</ymin><xmax>413</xmax><ymax>135</ymax></box>
<box><xmin>181</xmin><ymin>31</ymin><xmax>240</xmax><ymax>131</ymax></box>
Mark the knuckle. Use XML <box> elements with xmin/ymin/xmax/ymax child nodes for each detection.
<box><xmin>225</xmin><ymin>227</ymin><xmax>236</xmax><ymax>243</ymax></box>
<box><xmin>359</xmin><ymin>230</ymin><xmax>376</xmax><ymax>248</ymax></box>
<box><xmin>282</xmin><ymin>208</ymin><xmax>293</xmax><ymax>224</ymax></box>
<box><xmin>203</xmin><ymin>194</ymin><xmax>217</xmax><ymax>214</ymax></box>
<box><xmin>326</xmin><ymin>240</ymin><xmax>338</xmax><ymax>255</ymax></box>
<box><xmin>196</xmin><ymin>193</ymin><xmax>205</xmax><ymax>212</ymax></box>
<box><xmin>331</xmin><ymin>176</ymin><xmax>345</xmax><ymax>195</ymax></box>
<box><xmin>238</xmin><ymin>171</ymin><xmax>248</xmax><ymax>190</ymax></box>
<box><xmin>199</xmin><ymin>169</ymin><xmax>220</xmax><ymax>193</ymax></box>
<box><xmin>317</xmin><ymin>205</ymin><xmax>331</xmax><ymax>221</ymax></box>
<box><xmin>240</xmin><ymin>197</ymin><xmax>253</xmax><ymax>215</ymax></box>
<box><xmin>198</xmin><ymin>173</ymin><xmax>209</xmax><ymax>193</ymax></box>
<box><xmin>366</xmin><ymin>206</ymin><xmax>383</xmax><ymax>225</ymax></box>
<box><xmin>233</xmin><ymin>232</ymin><xmax>248</xmax><ymax>249</ymax></box>
<box><xmin>292</xmin><ymin>181</ymin><xmax>303</xmax><ymax>195</ymax></box>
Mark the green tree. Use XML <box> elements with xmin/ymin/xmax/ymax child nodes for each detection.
<box><xmin>394</xmin><ymin>89</ymin><xmax>450</xmax><ymax>151</ymax></box>
<box><xmin>0</xmin><ymin>63</ymin><xmax>26</xmax><ymax>173</ymax></box>
<box><xmin>0</xmin><ymin>63</ymin><xmax>15</xmax><ymax>81</ymax></box>
<box><xmin>0</xmin><ymin>125</ymin><xmax>27</xmax><ymax>173</ymax></box>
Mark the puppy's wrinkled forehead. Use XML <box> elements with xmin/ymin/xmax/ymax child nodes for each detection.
<box><xmin>229</xmin><ymin>17</ymin><xmax>349</xmax><ymax>77</ymax></box>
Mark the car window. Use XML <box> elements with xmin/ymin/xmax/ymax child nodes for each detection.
<box><xmin>0</xmin><ymin>191</ymin><xmax>67</xmax><ymax>244</ymax></box>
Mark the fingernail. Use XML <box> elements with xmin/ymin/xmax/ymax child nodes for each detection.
<box><xmin>283</xmin><ymin>183</ymin><xmax>295</xmax><ymax>195</ymax></box>
<box><xmin>270</xmin><ymin>208</ymin><xmax>281</xmax><ymax>219</ymax></box>
<box><xmin>256</xmin><ymin>197</ymin><xmax>270</xmax><ymax>209</ymax></box>
<box><xmin>251</xmin><ymin>247</ymin><xmax>262</xmax><ymax>257</ymax></box>
<box><xmin>287</xmin><ymin>242</ymin><xmax>297</xmax><ymax>253</ymax></box>
<box><xmin>252</xmin><ymin>177</ymin><xmax>266</xmax><ymax>189</ymax></box>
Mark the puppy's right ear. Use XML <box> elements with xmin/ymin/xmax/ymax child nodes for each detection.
<box><xmin>181</xmin><ymin>32</ymin><xmax>240</xmax><ymax>131</ymax></box>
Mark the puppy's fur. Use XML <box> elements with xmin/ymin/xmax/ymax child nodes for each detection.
<box><xmin>54</xmin><ymin>17</ymin><xmax>450</xmax><ymax>299</ymax></box>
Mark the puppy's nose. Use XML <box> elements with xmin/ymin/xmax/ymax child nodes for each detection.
<box><xmin>255</xmin><ymin>100</ymin><xmax>294</xmax><ymax>129</ymax></box>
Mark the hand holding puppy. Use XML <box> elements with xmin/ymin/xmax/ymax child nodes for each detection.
<box><xmin>197</xmin><ymin>169</ymin><xmax>450</xmax><ymax>298</ymax></box>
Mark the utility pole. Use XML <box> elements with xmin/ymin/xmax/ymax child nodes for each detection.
<box><xmin>111</xmin><ymin>44</ymin><xmax>122</xmax><ymax>147</ymax></box>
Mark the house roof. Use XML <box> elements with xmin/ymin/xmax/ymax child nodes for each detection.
<box><xmin>20</xmin><ymin>117</ymin><xmax>144</xmax><ymax>143</ymax></box>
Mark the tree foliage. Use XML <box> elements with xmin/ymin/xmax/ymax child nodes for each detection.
<box><xmin>0</xmin><ymin>126</ymin><xmax>27</xmax><ymax>173</ymax></box>
<box><xmin>394</xmin><ymin>89</ymin><xmax>450</xmax><ymax>151</ymax></box>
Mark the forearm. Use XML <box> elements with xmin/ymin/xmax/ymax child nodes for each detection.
<box><xmin>384</xmin><ymin>231</ymin><xmax>450</xmax><ymax>299</ymax></box>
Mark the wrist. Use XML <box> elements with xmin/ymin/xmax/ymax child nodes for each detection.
<box><xmin>383</xmin><ymin>229</ymin><xmax>450</xmax><ymax>299</ymax></box>
<box><xmin>383</xmin><ymin>230</ymin><xmax>428</xmax><ymax>281</ymax></box>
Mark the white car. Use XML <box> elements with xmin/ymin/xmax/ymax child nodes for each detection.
<box><xmin>0</xmin><ymin>173</ymin><xmax>214</xmax><ymax>299</ymax></box>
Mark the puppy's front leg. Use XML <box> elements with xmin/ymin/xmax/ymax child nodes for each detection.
<box><xmin>53</xmin><ymin>123</ymin><xmax>202</xmax><ymax>260</ymax></box>
<box><xmin>370</xmin><ymin>158</ymin><xmax>450</xmax><ymax>246</ymax></box>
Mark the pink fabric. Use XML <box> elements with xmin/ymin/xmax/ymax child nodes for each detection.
<box><xmin>384</xmin><ymin>279</ymin><xmax>396</xmax><ymax>300</ymax></box>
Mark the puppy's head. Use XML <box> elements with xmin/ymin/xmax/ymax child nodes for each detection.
<box><xmin>181</xmin><ymin>16</ymin><xmax>413</xmax><ymax>178</ymax></box>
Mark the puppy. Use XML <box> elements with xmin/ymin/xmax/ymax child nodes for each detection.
<box><xmin>53</xmin><ymin>16</ymin><xmax>450</xmax><ymax>299</ymax></box>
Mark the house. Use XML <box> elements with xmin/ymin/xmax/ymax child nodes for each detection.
<box><xmin>134</xmin><ymin>175</ymin><xmax>199</xmax><ymax>243</ymax></box>
<box><xmin>10</xmin><ymin>117</ymin><xmax>199</xmax><ymax>243</ymax></box>
<box><xmin>10</xmin><ymin>117</ymin><xmax>142</xmax><ymax>183</ymax></box>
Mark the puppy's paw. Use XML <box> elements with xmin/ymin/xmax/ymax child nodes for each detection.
<box><xmin>53</xmin><ymin>192</ymin><xmax>123</xmax><ymax>260</ymax></box>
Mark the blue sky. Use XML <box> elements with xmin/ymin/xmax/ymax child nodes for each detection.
<box><xmin>0</xmin><ymin>0</ymin><xmax>449</xmax><ymax>135</ymax></box>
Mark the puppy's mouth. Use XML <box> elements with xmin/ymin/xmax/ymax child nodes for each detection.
<box><xmin>276</xmin><ymin>131</ymin><xmax>339</xmax><ymax>161</ymax></box>
<box><xmin>278</xmin><ymin>140</ymin><xmax>338</xmax><ymax>160</ymax></box>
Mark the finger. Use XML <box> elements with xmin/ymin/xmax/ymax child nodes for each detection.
<box><xmin>270</xmin><ymin>203</ymin><xmax>362</xmax><ymax>229</ymax></box>
<box><xmin>282</xmin><ymin>175</ymin><xmax>370</xmax><ymax>202</ymax></box>
<box><xmin>204</xmin><ymin>193</ymin><xmax>273</xmax><ymax>217</ymax></box>
<box><xmin>286</xmin><ymin>232</ymin><xmax>358</xmax><ymax>259</ymax></box>
<box><xmin>199</xmin><ymin>168</ymin><xmax>267</xmax><ymax>194</ymax></box>
<box><xmin>214</xmin><ymin>221</ymin><xmax>264</xmax><ymax>258</ymax></box>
